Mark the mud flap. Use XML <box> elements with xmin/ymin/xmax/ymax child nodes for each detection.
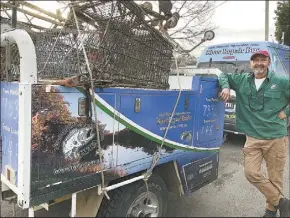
<box><xmin>182</xmin><ymin>152</ymin><xmax>219</xmax><ymax>194</ymax></box>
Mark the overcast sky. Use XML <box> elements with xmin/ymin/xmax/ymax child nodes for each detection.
<box><xmin>191</xmin><ymin>1</ymin><xmax>278</xmax><ymax>56</ymax></box>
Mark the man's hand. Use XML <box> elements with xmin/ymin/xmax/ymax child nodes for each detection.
<box><xmin>278</xmin><ymin>111</ymin><xmax>287</xmax><ymax>120</ymax></box>
<box><xmin>219</xmin><ymin>88</ymin><xmax>230</xmax><ymax>102</ymax></box>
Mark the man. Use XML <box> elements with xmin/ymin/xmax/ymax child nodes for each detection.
<box><xmin>218</xmin><ymin>50</ymin><xmax>290</xmax><ymax>217</ymax></box>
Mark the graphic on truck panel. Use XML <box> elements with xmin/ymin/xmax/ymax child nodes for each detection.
<box><xmin>30</xmin><ymin>85</ymin><xmax>222</xmax><ymax>197</ymax></box>
<box><xmin>92</xmin><ymin>92</ymin><xmax>220</xmax><ymax>152</ymax></box>
<box><xmin>31</xmin><ymin>86</ymin><xmax>119</xmax><ymax>187</ymax></box>
<box><xmin>0</xmin><ymin>82</ymin><xmax>19</xmax><ymax>186</ymax></box>
<box><xmin>30</xmin><ymin>85</ymin><xmax>180</xmax><ymax>195</ymax></box>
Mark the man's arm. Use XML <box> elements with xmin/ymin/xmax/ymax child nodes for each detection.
<box><xmin>218</xmin><ymin>72</ymin><xmax>245</xmax><ymax>101</ymax></box>
<box><xmin>279</xmin><ymin>77</ymin><xmax>290</xmax><ymax>120</ymax></box>
<box><xmin>284</xmin><ymin>77</ymin><xmax>290</xmax><ymax>117</ymax></box>
<box><xmin>218</xmin><ymin>72</ymin><xmax>244</xmax><ymax>91</ymax></box>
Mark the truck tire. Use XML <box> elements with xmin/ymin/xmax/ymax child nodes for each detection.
<box><xmin>96</xmin><ymin>174</ymin><xmax>168</xmax><ymax>217</ymax></box>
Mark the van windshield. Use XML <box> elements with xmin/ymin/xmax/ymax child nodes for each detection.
<box><xmin>196</xmin><ymin>61</ymin><xmax>252</xmax><ymax>74</ymax></box>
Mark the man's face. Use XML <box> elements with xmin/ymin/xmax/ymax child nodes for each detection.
<box><xmin>250</xmin><ymin>55</ymin><xmax>271</xmax><ymax>76</ymax></box>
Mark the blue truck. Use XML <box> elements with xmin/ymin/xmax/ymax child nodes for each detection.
<box><xmin>0</xmin><ymin>1</ymin><xmax>225</xmax><ymax>217</ymax></box>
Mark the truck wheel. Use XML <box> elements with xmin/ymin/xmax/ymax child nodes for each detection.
<box><xmin>96</xmin><ymin>174</ymin><xmax>168</xmax><ymax>217</ymax></box>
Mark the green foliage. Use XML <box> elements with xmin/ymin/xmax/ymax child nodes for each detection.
<box><xmin>274</xmin><ymin>1</ymin><xmax>290</xmax><ymax>45</ymax></box>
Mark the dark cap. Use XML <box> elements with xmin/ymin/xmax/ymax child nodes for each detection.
<box><xmin>250</xmin><ymin>50</ymin><xmax>270</xmax><ymax>60</ymax></box>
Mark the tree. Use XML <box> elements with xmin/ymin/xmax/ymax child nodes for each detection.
<box><xmin>167</xmin><ymin>1</ymin><xmax>218</xmax><ymax>46</ymax></box>
<box><xmin>274</xmin><ymin>1</ymin><xmax>290</xmax><ymax>46</ymax></box>
<box><xmin>177</xmin><ymin>54</ymin><xmax>197</xmax><ymax>66</ymax></box>
<box><xmin>136</xmin><ymin>0</ymin><xmax>223</xmax><ymax>55</ymax></box>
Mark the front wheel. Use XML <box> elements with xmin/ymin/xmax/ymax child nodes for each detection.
<box><xmin>96</xmin><ymin>174</ymin><xmax>168</xmax><ymax>217</ymax></box>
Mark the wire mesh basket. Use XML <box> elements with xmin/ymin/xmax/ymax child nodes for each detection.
<box><xmin>0</xmin><ymin>44</ymin><xmax>20</xmax><ymax>82</ymax></box>
<box><xmin>1</xmin><ymin>1</ymin><xmax>174</xmax><ymax>89</ymax></box>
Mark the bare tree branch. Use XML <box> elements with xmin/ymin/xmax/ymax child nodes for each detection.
<box><xmin>165</xmin><ymin>1</ymin><xmax>225</xmax><ymax>46</ymax></box>
<box><xmin>177</xmin><ymin>1</ymin><xmax>187</xmax><ymax>14</ymax></box>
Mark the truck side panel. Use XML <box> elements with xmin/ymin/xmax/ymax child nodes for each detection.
<box><xmin>27</xmin><ymin>76</ymin><xmax>223</xmax><ymax>206</ymax></box>
<box><xmin>0</xmin><ymin>82</ymin><xmax>19</xmax><ymax>187</ymax></box>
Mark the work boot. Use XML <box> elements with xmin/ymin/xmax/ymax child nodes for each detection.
<box><xmin>274</xmin><ymin>198</ymin><xmax>290</xmax><ymax>217</ymax></box>
<box><xmin>263</xmin><ymin>209</ymin><xmax>277</xmax><ymax>217</ymax></box>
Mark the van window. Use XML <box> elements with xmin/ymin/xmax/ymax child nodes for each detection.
<box><xmin>196</xmin><ymin>61</ymin><xmax>252</xmax><ymax>74</ymax></box>
<box><xmin>267</xmin><ymin>47</ymin><xmax>287</xmax><ymax>76</ymax></box>
<box><xmin>275</xmin><ymin>48</ymin><xmax>290</xmax><ymax>75</ymax></box>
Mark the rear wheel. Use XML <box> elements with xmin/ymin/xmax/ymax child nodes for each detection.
<box><xmin>96</xmin><ymin>174</ymin><xmax>168</xmax><ymax>217</ymax></box>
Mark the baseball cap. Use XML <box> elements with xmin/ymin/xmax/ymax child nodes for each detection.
<box><xmin>250</xmin><ymin>50</ymin><xmax>270</xmax><ymax>60</ymax></box>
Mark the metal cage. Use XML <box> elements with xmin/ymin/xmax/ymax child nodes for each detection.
<box><xmin>1</xmin><ymin>1</ymin><xmax>174</xmax><ymax>89</ymax></box>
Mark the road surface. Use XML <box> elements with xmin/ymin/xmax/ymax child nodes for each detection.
<box><xmin>1</xmin><ymin>135</ymin><xmax>289</xmax><ymax>217</ymax></box>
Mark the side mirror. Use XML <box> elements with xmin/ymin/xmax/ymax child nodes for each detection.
<box><xmin>161</xmin><ymin>28</ymin><xmax>215</xmax><ymax>54</ymax></box>
<box><xmin>180</xmin><ymin>30</ymin><xmax>216</xmax><ymax>54</ymax></box>
<box><xmin>203</xmin><ymin>30</ymin><xmax>215</xmax><ymax>41</ymax></box>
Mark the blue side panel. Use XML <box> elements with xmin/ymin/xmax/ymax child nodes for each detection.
<box><xmin>95</xmin><ymin>76</ymin><xmax>225</xmax><ymax>149</ymax></box>
<box><xmin>0</xmin><ymin>82</ymin><xmax>19</xmax><ymax>186</ymax></box>
<box><xmin>118</xmin><ymin>93</ymin><xmax>195</xmax><ymax>146</ymax></box>
<box><xmin>29</xmin><ymin>76</ymin><xmax>224</xmax><ymax>206</ymax></box>
<box><xmin>192</xmin><ymin>77</ymin><xmax>225</xmax><ymax>148</ymax></box>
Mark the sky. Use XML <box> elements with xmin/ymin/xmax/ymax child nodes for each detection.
<box><xmin>2</xmin><ymin>1</ymin><xmax>279</xmax><ymax>57</ymax></box>
<box><xmin>191</xmin><ymin>1</ymin><xmax>279</xmax><ymax>56</ymax></box>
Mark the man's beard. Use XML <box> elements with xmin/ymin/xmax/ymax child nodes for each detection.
<box><xmin>253</xmin><ymin>66</ymin><xmax>266</xmax><ymax>75</ymax></box>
